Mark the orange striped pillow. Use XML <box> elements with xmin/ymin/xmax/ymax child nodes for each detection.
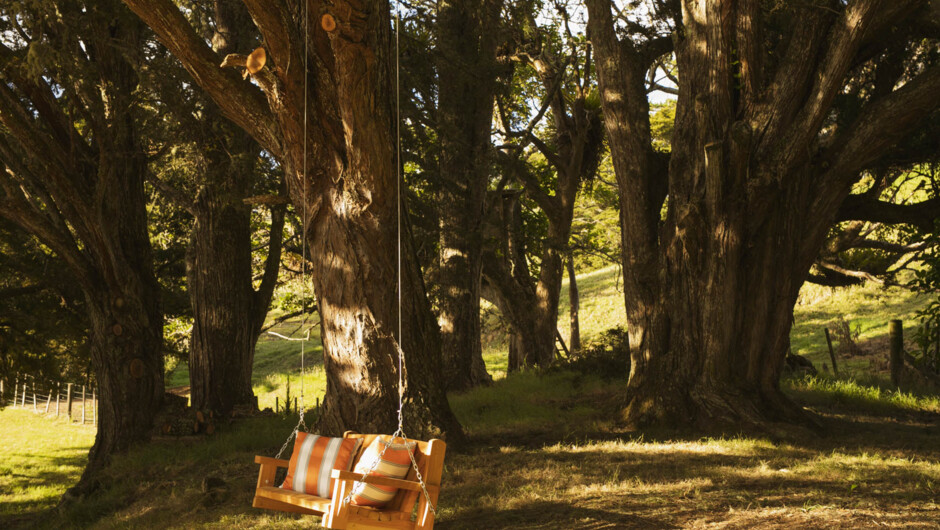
<box><xmin>349</xmin><ymin>437</ymin><xmax>417</xmax><ymax>507</ymax></box>
<box><xmin>282</xmin><ymin>433</ymin><xmax>361</xmax><ymax>498</ymax></box>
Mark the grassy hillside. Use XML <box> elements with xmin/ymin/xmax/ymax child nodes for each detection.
<box><xmin>166</xmin><ymin>317</ymin><xmax>326</xmax><ymax>413</ymax></box>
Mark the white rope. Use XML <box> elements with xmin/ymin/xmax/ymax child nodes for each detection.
<box><xmin>274</xmin><ymin>0</ymin><xmax>311</xmax><ymax>460</ymax></box>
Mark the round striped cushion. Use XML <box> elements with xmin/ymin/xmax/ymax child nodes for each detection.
<box><xmin>281</xmin><ymin>433</ymin><xmax>362</xmax><ymax>498</ymax></box>
<box><xmin>349</xmin><ymin>437</ymin><xmax>417</xmax><ymax>507</ymax></box>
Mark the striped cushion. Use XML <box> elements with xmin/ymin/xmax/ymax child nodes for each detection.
<box><xmin>281</xmin><ymin>433</ymin><xmax>361</xmax><ymax>498</ymax></box>
<box><xmin>349</xmin><ymin>437</ymin><xmax>417</xmax><ymax>507</ymax></box>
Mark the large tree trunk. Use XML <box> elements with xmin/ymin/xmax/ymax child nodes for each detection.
<box><xmin>186</xmin><ymin>185</ymin><xmax>257</xmax><ymax>415</ymax></box>
<box><xmin>482</xmin><ymin>192</ymin><xmax>561</xmax><ymax>369</ymax></box>
<box><xmin>585</xmin><ymin>0</ymin><xmax>939</xmax><ymax>430</ymax></box>
<box><xmin>0</xmin><ymin>2</ymin><xmax>166</xmax><ymax>489</ymax></box>
<box><xmin>80</xmin><ymin>107</ymin><xmax>165</xmax><ymax>482</ymax></box>
<box><xmin>185</xmin><ymin>0</ymin><xmax>282</xmax><ymax>417</ymax></box>
<box><xmin>435</xmin><ymin>0</ymin><xmax>502</xmax><ymax>392</ymax></box>
<box><xmin>186</xmin><ymin>180</ymin><xmax>283</xmax><ymax>416</ymax></box>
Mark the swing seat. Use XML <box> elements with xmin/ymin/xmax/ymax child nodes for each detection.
<box><xmin>253</xmin><ymin>432</ymin><xmax>446</xmax><ymax>530</ymax></box>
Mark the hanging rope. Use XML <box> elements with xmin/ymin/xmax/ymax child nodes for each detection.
<box><xmin>273</xmin><ymin>0</ymin><xmax>311</xmax><ymax>461</ymax></box>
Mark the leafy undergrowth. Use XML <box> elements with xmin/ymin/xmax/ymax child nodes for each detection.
<box><xmin>5</xmin><ymin>370</ymin><xmax>940</xmax><ymax>529</ymax></box>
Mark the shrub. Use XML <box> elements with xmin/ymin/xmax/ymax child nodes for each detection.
<box><xmin>560</xmin><ymin>327</ymin><xmax>630</xmax><ymax>380</ymax></box>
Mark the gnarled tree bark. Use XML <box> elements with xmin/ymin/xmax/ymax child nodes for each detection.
<box><xmin>183</xmin><ymin>0</ymin><xmax>284</xmax><ymax>417</ymax></box>
<box><xmin>585</xmin><ymin>0</ymin><xmax>940</xmax><ymax>430</ymax></box>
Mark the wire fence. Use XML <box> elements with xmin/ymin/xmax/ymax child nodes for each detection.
<box><xmin>0</xmin><ymin>375</ymin><xmax>97</xmax><ymax>427</ymax></box>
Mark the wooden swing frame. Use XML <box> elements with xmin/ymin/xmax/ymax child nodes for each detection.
<box><xmin>253</xmin><ymin>431</ymin><xmax>445</xmax><ymax>530</ymax></box>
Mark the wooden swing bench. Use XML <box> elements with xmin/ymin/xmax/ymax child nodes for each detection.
<box><xmin>253</xmin><ymin>431</ymin><xmax>446</xmax><ymax>530</ymax></box>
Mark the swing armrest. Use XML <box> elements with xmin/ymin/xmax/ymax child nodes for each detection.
<box><xmin>255</xmin><ymin>455</ymin><xmax>290</xmax><ymax>468</ymax></box>
<box><xmin>330</xmin><ymin>470</ymin><xmax>438</xmax><ymax>492</ymax></box>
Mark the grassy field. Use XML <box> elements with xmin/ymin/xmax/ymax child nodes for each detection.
<box><xmin>2</xmin><ymin>270</ymin><xmax>938</xmax><ymax>528</ymax></box>
<box><xmin>0</xmin><ymin>409</ymin><xmax>96</xmax><ymax>527</ymax></box>
<box><xmin>3</xmin><ymin>372</ymin><xmax>940</xmax><ymax>528</ymax></box>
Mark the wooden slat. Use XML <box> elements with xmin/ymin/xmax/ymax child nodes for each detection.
<box><xmin>253</xmin><ymin>494</ymin><xmax>323</xmax><ymax>515</ymax></box>
<box><xmin>254</xmin><ymin>455</ymin><xmax>290</xmax><ymax>468</ymax></box>
<box><xmin>416</xmin><ymin>439</ymin><xmax>446</xmax><ymax>530</ymax></box>
<box><xmin>254</xmin><ymin>486</ymin><xmax>332</xmax><ymax>513</ymax></box>
<box><xmin>331</xmin><ymin>470</ymin><xmax>436</xmax><ymax>492</ymax></box>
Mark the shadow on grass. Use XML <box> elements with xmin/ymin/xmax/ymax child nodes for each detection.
<box><xmin>0</xmin><ymin>450</ymin><xmax>88</xmax><ymax>529</ymax></box>
<box><xmin>441</xmin><ymin>500</ymin><xmax>676</xmax><ymax>529</ymax></box>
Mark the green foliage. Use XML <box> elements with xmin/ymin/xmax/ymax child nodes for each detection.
<box><xmin>908</xmin><ymin>221</ymin><xmax>940</xmax><ymax>372</ymax></box>
<box><xmin>650</xmin><ymin>100</ymin><xmax>677</xmax><ymax>152</ymax></box>
<box><xmin>0</xmin><ymin>222</ymin><xmax>90</xmax><ymax>384</ymax></box>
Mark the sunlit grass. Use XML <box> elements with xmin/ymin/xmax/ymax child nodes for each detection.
<box><xmin>790</xmin><ymin>281</ymin><xmax>928</xmax><ymax>371</ymax></box>
<box><xmin>0</xmin><ymin>408</ymin><xmax>96</xmax><ymax>522</ymax></box>
<box><xmin>9</xmin><ymin>365</ymin><xmax>940</xmax><ymax>529</ymax></box>
<box><xmin>785</xmin><ymin>375</ymin><xmax>940</xmax><ymax>414</ymax></box>
<box><xmin>7</xmin><ymin>268</ymin><xmax>938</xmax><ymax>527</ymax></box>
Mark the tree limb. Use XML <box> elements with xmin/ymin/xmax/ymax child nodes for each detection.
<box><xmin>122</xmin><ymin>0</ymin><xmax>281</xmax><ymax>155</ymax></box>
<box><xmin>254</xmin><ymin>200</ymin><xmax>287</xmax><ymax>328</ymax></box>
<box><xmin>837</xmin><ymin>193</ymin><xmax>940</xmax><ymax>231</ymax></box>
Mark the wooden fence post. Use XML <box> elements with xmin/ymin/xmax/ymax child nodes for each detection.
<box><xmin>275</xmin><ymin>396</ymin><xmax>279</xmax><ymax>414</ymax></box>
<box><xmin>21</xmin><ymin>380</ymin><xmax>27</xmax><ymax>407</ymax></box>
<box><xmin>66</xmin><ymin>383</ymin><xmax>73</xmax><ymax>422</ymax></box>
<box><xmin>56</xmin><ymin>383</ymin><xmax>61</xmax><ymax>418</ymax></box>
<box><xmin>32</xmin><ymin>381</ymin><xmax>37</xmax><ymax>411</ymax></box>
<box><xmin>44</xmin><ymin>391</ymin><xmax>51</xmax><ymax>414</ymax></box>
<box><xmin>0</xmin><ymin>378</ymin><xmax>4</xmax><ymax>405</ymax></box>
<box><xmin>824</xmin><ymin>328</ymin><xmax>839</xmax><ymax>376</ymax></box>
<box><xmin>81</xmin><ymin>385</ymin><xmax>86</xmax><ymax>424</ymax></box>
<box><xmin>890</xmin><ymin>319</ymin><xmax>903</xmax><ymax>387</ymax></box>
<box><xmin>92</xmin><ymin>386</ymin><xmax>97</xmax><ymax>427</ymax></box>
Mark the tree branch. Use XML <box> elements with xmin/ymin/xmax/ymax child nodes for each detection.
<box><xmin>254</xmin><ymin>200</ymin><xmax>287</xmax><ymax>328</ymax></box>
<box><xmin>837</xmin><ymin>193</ymin><xmax>940</xmax><ymax>231</ymax></box>
<box><xmin>122</xmin><ymin>0</ymin><xmax>281</xmax><ymax>155</ymax></box>
<box><xmin>783</xmin><ymin>0</ymin><xmax>921</xmax><ymax>158</ymax></box>
<box><xmin>822</xmin><ymin>62</ymin><xmax>940</xmax><ymax>195</ymax></box>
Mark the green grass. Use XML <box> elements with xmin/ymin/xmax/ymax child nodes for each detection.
<box><xmin>0</xmin><ymin>408</ymin><xmax>96</xmax><ymax>526</ymax></box>
<box><xmin>785</xmin><ymin>375</ymin><xmax>940</xmax><ymax>415</ymax></box>
<box><xmin>7</xmin><ymin>364</ymin><xmax>940</xmax><ymax>528</ymax></box>
<box><xmin>6</xmin><ymin>268</ymin><xmax>938</xmax><ymax>527</ymax></box>
<box><xmin>790</xmin><ymin>281</ymin><xmax>928</xmax><ymax>374</ymax></box>
<box><xmin>450</xmin><ymin>370</ymin><xmax>609</xmax><ymax>435</ymax></box>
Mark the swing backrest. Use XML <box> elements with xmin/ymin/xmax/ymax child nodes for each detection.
<box><xmin>342</xmin><ymin>431</ymin><xmax>443</xmax><ymax>513</ymax></box>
